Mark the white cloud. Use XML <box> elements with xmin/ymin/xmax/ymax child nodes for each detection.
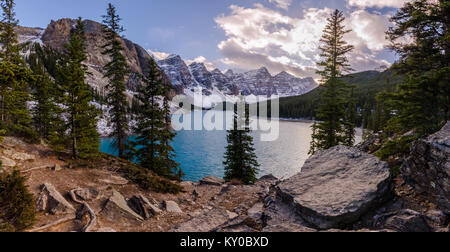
<box><xmin>215</xmin><ymin>4</ymin><xmax>392</xmax><ymax>78</ymax></box>
<box><xmin>185</xmin><ymin>56</ymin><xmax>217</xmax><ymax>71</ymax></box>
<box><xmin>347</xmin><ymin>0</ymin><xmax>409</xmax><ymax>9</ymax></box>
<box><xmin>346</xmin><ymin>10</ymin><xmax>391</xmax><ymax>52</ymax></box>
<box><xmin>147</xmin><ymin>49</ymin><xmax>170</xmax><ymax>60</ymax></box>
<box><xmin>268</xmin><ymin>0</ymin><xmax>292</xmax><ymax>10</ymax></box>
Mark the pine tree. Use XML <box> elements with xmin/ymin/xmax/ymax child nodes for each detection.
<box><xmin>59</xmin><ymin>18</ymin><xmax>100</xmax><ymax>160</ymax></box>
<box><xmin>0</xmin><ymin>0</ymin><xmax>35</xmax><ymax>141</ymax></box>
<box><xmin>0</xmin><ymin>0</ymin><xmax>20</xmax><ymax>64</ymax></box>
<box><xmin>223</xmin><ymin>97</ymin><xmax>259</xmax><ymax>185</ymax></box>
<box><xmin>101</xmin><ymin>3</ymin><xmax>130</xmax><ymax>158</ymax></box>
<box><xmin>343</xmin><ymin>86</ymin><xmax>357</xmax><ymax>147</ymax></box>
<box><xmin>0</xmin><ymin>170</ymin><xmax>36</xmax><ymax>232</ymax></box>
<box><xmin>386</xmin><ymin>0</ymin><xmax>450</xmax><ymax>136</ymax></box>
<box><xmin>131</xmin><ymin>58</ymin><xmax>181</xmax><ymax>179</ymax></box>
<box><xmin>27</xmin><ymin>44</ymin><xmax>60</xmax><ymax>140</ymax></box>
<box><xmin>309</xmin><ymin>10</ymin><xmax>354</xmax><ymax>155</ymax></box>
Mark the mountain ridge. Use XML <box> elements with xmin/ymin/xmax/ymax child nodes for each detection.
<box><xmin>15</xmin><ymin>18</ymin><xmax>318</xmax><ymax>104</ymax></box>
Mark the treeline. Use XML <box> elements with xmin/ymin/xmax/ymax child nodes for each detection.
<box><xmin>278</xmin><ymin>69</ymin><xmax>403</xmax><ymax>128</ymax></box>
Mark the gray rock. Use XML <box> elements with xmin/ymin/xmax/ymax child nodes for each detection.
<box><xmin>128</xmin><ymin>194</ymin><xmax>162</xmax><ymax>219</ymax></box>
<box><xmin>259</xmin><ymin>174</ymin><xmax>278</xmax><ymax>181</ymax></box>
<box><xmin>52</xmin><ymin>164</ymin><xmax>62</xmax><ymax>172</ymax></box>
<box><xmin>164</xmin><ymin>200</ymin><xmax>183</xmax><ymax>213</ymax></box>
<box><xmin>103</xmin><ymin>190</ymin><xmax>144</xmax><ymax>222</ymax></box>
<box><xmin>425</xmin><ymin>209</ymin><xmax>447</xmax><ymax>226</ymax></box>
<box><xmin>73</xmin><ymin>188</ymin><xmax>100</xmax><ymax>201</ymax></box>
<box><xmin>214</xmin><ymin>216</ymin><xmax>260</xmax><ymax>232</ymax></box>
<box><xmin>0</xmin><ymin>156</ymin><xmax>16</xmax><ymax>167</ymax></box>
<box><xmin>384</xmin><ymin>210</ymin><xmax>431</xmax><ymax>232</ymax></box>
<box><xmin>263</xmin><ymin>196</ymin><xmax>316</xmax><ymax>232</ymax></box>
<box><xmin>39</xmin><ymin>183</ymin><xmax>76</xmax><ymax>215</ymax></box>
<box><xmin>402</xmin><ymin>122</ymin><xmax>450</xmax><ymax>213</ymax></box>
<box><xmin>277</xmin><ymin>146</ymin><xmax>392</xmax><ymax>230</ymax></box>
<box><xmin>199</xmin><ymin>176</ymin><xmax>224</xmax><ymax>186</ymax></box>
<box><xmin>171</xmin><ymin>207</ymin><xmax>232</xmax><ymax>232</ymax></box>
<box><xmin>11</xmin><ymin>152</ymin><xmax>35</xmax><ymax>162</ymax></box>
<box><xmin>96</xmin><ymin>227</ymin><xmax>117</xmax><ymax>232</ymax></box>
<box><xmin>247</xmin><ymin>203</ymin><xmax>264</xmax><ymax>221</ymax></box>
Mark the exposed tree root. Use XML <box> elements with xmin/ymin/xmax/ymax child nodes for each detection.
<box><xmin>69</xmin><ymin>189</ymin><xmax>97</xmax><ymax>232</ymax></box>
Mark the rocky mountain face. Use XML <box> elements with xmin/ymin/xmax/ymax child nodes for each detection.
<box><xmin>157</xmin><ymin>54</ymin><xmax>318</xmax><ymax>98</ymax></box>
<box><xmin>17</xmin><ymin>18</ymin><xmax>170</xmax><ymax>95</ymax></box>
<box><xmin>16</xmin><ymin>18</ymin><xmax>318</xmax><ymax>108</ymax></box>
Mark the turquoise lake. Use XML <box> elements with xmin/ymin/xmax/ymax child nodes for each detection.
<box><xmin>100</xmin><ymin>111</ymin><xmax>362</xmax><ymax>182</ymax></box>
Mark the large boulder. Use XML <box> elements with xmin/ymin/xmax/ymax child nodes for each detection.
<box><xmin>171</xmin><ymin>207</ymin><xmax>232</xmax><ymax>232</ymax></box>
<box><xmin>277</xmin><ymin>146</ymin><xmax>392</xmax><ymax>230</ymax></box>
<box><xmin>37</xmin><ymin>183</ymin><xmax>76</xmax><ymax>215</ymax></box>
<box><xmin>103</xmin><ymin>190</ymin><xmax>144</xmax><ymax>222</ymax></box>
<box><xmin>402</xmin><ymin>122</ymin><xmax>450</xmax><ymax>214</ymax></box>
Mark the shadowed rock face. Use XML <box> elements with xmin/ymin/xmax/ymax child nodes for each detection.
<box><xmin>20</xmin><ymin>18</ymin><xmax>171</xmax><ymax>94</ymax></box>
<box><xmin>402</xmin><ymin>122</ymin><xmax>450</xmax><ymax>214</ymax></box>
<box><xmin>276</xmin><ymin>146</ymin><xmax>393</xmax><ymax>230</ymax></box>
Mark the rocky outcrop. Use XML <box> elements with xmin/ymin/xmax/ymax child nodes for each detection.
<box><xmin>199</xmin><ymin>176</ymin><xmax>224</xmax><ymax>186</ymax></box>
<box><xmin>37</xmin><ymin>183</ymin><xmax>76</xmax><ymax>215</ymax></box>
<box><xmin>401</xmin><ymin>122</ymin><xmax>450</xmax><ymax>214</ymax></box>
<box><xmin>128</xmin><ymin>194</ymin><xmax>162</xmax><ymax>219</ymax></box>
<box><xmin>277</xmin><ymin>146</ymin><xmax>393</xmax><ymax>230</ymax></box>
<box><xmin>171</xmin><ymin>207</ymin><xmax>233</xmax><ymax>232</ymax></box>
<box><xmin>103</xmin><ymin>190</ymin><xmax>144</xmax><ymax>222</ymax></box>
<box><xmin>380</xmin><ymin>209</ymin><xmax>431</xmax><ymax>232</ymax></box>
<box><xmin>19</xmin><ymin>18</ymin><xmax>171</xmax><ymax>95</ymax></box>
<box><xmin>164</xmin><ymin>200</ymin><xmax>183</xmax><ymax>213</ymax></box>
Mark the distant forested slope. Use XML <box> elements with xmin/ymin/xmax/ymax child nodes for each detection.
<box><xmin>277</xmin><ymin>70</ymin><xmax>403</xmax><ymax>125</ymax></box>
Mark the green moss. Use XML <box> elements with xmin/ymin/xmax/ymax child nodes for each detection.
<box><xmin>0</xmin><ymin>170</ymin><xmax>36</xmax><ymax>232</ymax></box>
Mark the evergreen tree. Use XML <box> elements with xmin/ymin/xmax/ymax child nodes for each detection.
<box><xmin>0</xmin><ymin>170</ymin><xmax>36</xmax><ymax>232</ymax></box>
<box><xmin>101</xmin><ymin>3</ymin><xmax>130</xmax><ymax>158</ymax></box>
<box><xmin>223</xmin><ymin>97</ymin><xmax>259</xmax><ymax>185</ymax></box>
<box><xmin>28</xmin><ymin>44</ymin><xmax>63</xmax><ymax>140</ymax></box>
<box><xmin>59</xmin><ymin>18</ymin><xmax>100</xmax><ymax>160</ymax></box>
<box><xmin>0</xmin><ymin>0</ymin><xmax>35</xmax><ymax>141</ymax></box>
<box><xmin>309</xmin><ymin>10</ymin><xmax>354</xmax><ymax>155</ymax></box>
<box><xmin>344</xmin><ymin>87</ymin><xmax>357</xmax><ymax>146</ymax></box>
<box><xmin>386</xmin><ymin>0</ymin><xmax>450</xmax><ymax>136</ymax></box>
<box><xmin>131</xmin><ymin>58</ymin><xmax>181</xmax><ymax>179</ymax></box>
<box><xmin>0</xmin><ymin>0</ymin><xmax>20</xmax><ymax>64</ymax></box>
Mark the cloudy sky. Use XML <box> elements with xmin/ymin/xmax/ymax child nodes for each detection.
<box><xmin>16</xmin><ymin>0</ymin><xmax>410</xmax><ymax>78</ymax></box>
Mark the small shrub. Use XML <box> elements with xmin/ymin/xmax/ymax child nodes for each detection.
<box><xmin>376</xmin><ymin>135</ymin><xmax>417</xmax><ymax>161</ymax></box>
<box><xmin>0</xmin><ymin>170</ymin><xmax>36</xmax><ymax>232</ymax></box>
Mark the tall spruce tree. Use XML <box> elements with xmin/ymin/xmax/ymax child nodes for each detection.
<box><xmin>343</xmin><ymin>87</ymin><xmax>357</xmax><ymax>147</ymax></box>
<box><xmin>101</xmin><ymin>3</ymin><xmax>130</xmax><ymax>158</ymax></box>
<box><xmin>0</xmin><ymin>0</ymin><xmax>35</xmax><ymax>141</ymax></box>
<box><xmin>385</xmin><ymin>0</ymin><xmax>450</xmax><ymax>136</ymax></box>
<box><xmin>309</xmin><ymin>9</ymin><xmax>355</xmax><ymax>155</ymax></box>
<box><xmin>131</xmin><ymin>59</ymin><xmax>181</xmax><ymax>179</ymax></box>
<box><xmin>59</xmin><ymin>18</ymin><xmax>100</xmax><ymax>159</ymax></box>
<box><xmin>223</xmin><ymin>97</ymin><xmax>259</xmax><ymax>185</ymax></box>
<box><xmin>28</xmin><ymin>44</ymin><xmax>62</xmax><ymax>140</ymax></box>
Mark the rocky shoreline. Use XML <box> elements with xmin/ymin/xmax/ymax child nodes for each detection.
<box><xmin>0</xmin><ymin>122</ymin><xmax>448</xmax><ymax>232</ymax></box>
